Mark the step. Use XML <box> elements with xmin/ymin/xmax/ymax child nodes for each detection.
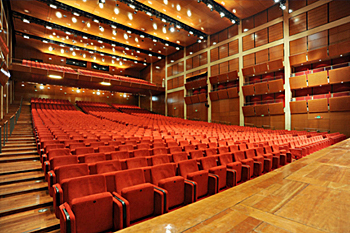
<box><xmin>0</xmin><ymin>161</ymin><xmax>41</xmax><ymax>176</ymax></box>
<box><xmin>0</xmin><ymin>171</ymin><xmax>45</xmax><ymax>185</ymax></box>
<box><xmin>1</xmin><ymin>146</ymin><xmax>37</xmax><ymax>152</ymax></box>
<box><xmin>0</xmin><ymin>154</ymin><xmax>40</xmax><ymax>163</ymax></box>
<box><xmin>0</xmin><ymin>207</ymin><xmax>59</xmax><ymax>233</ymax></box>
<box><xmin>0</xmin><ymin>150</ymin><xmax>38</xmax><ymax>157</ymax></box>
<box><xmin>0</xmin><ymin>179</ymin><xmax>47</xmax><ymax>197</ymax></box>
<box><xmin>0</xmin><ymin>190</ymin><xmax>52</xmax><ymax>217</ymax></box>
<box><xmin>3</xmin><ymin>143</ymin><xmax>36</xmax><ymax>148</ymax></box>
<box><xmin>5</xmin><ymin>141</ymin><xmax>36</xmax><ymax>145</ymax></box>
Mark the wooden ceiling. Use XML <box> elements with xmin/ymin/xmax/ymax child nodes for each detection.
<box><xmin>10</xmin><ymin>0</ymin><xmax>277</xmax><ymax>71</ymax></box>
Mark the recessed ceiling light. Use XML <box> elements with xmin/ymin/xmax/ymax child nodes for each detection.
<box><xmin>232</xmin><ymin>9</ymin><xmax>236</xmax><ymax>13</ymax></box>
<box><xmin>48</xmin><ymin>46</ymin><xmax>53</xmax><ymax>51</ymax></box>
<box><xmin>114</xmin><ymin>7</ymin><xmax>120</xmax><ymax>14</ymax></box>
<box><xmin>162</xmin><ymin>27</ymin><xmax>167</xmax><ymax>33</ymax></box>
<box><xmin>153</xmin><ymin>23</ymin><xmax>157</xmax><ymax>30</ymax></box>
<box><xmin>99</xmin><ymin>3</ymin><xmax>104</xmax><ymax>8</ymax></box>
<box><xmin>176</xmin><ymin>4</ymin><xmax>181</xmax><ymax>11</ymax></box>
<box><xmin>128</xmin><ymin>12</ymin><xmax>133</xmax><ymax>20</ymax></box>
<box><xmin>99</xmin><ymin>26</ymin><xmax>104</xmax><ymax>32</ymax></box>
<box><xmin>124</xmin><ymin>33</ymin><xmax>128</xmax><ymax>40</ymax></box>
<box><xmin>46</xmin><ymin>26</ymin><xmax>52</xmax><ymax>30</ymax></box>
<box><xmin>56</xmin><ymin>11</ymin><xmax>62</xmax><ymax>18</ymax></box>
<box><xmin>135</xmin><ymin>37</ymin><xmax>139</xmax><ymax>43</ymax></box>
<box><xmin>22</xmin><ymin>19</ymin><xmax>30</xmax><ymax>24</ymax></box>
<box><xmin>50</xmin><ymin>4</ymin><xmax>57</xmax><ymax>9</ymax></box>
<box><xmin>112</xmin><ymin>30</ymin><xmax>117</xmax><ymax>35</ymax></box>
<box><xmin>72</xmin><ymin>51</ymin><xmax>76</xmax><ymax>56</ymax></box>
<box><xmin>163</xmin><ymin>0</ymin><xmax>168</xmax><ymax>5</ymax></box>
<box><xmin>24</xmin><ymin>9</ymin><xmax>29</xmax><ymax>13</ymax></box>
<box><xmin>187</xmin><ymin>9</ymin><xmax>192</xmax><ymax>17</ymax></box>
<box><xmin>72</xmin><ymin>17</ymin><xmax>77</xmax><ymax>23</ymax></box>
<box><xmin>60</xmin><ymin>48</ymin><xmax>64</xmax><ymax>53</ymax></box>
<box><xmin>86</xmin><ymin>22</ymin><xmax>91</xmax><ymax>27</ymax></box>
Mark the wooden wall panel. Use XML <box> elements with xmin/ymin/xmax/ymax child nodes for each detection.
<box><xmin>227</xmin><ymin>87</ymin><xmax>238</xmax><ymax>98</ymax></box>
<box><xmin>187</xmin><ymin>103</ymin><xmax>208</xmax><ymax>122</ymax></box>
<box><xmin>242</xmin><ymin>84</ymin><xmax>255</xmax><ymax>96</ymax></box>
<box><xmin>289</xmin><ymin>13</ymin><xmax>307</xmax><ymax>36</ymax></box>
<box><xmin>186</xmin><ymin>58</ymin><xmax>193</xmax><ymax>71</ymax></box>
<box><xmin>254</xmin><ymin>82</ymin><xmax>268</xmax><ymax>95</ymax></box>
<box><xmin>228</xmin><ymin>40</ymin><xmax>239</xmax><ymax>56</ymax></box>
<box><xmin>255</xmin><ymin>104</ymin><xmax>269</xmax><ymax>116</ymax></box>
<box><xmin>307</xmin><ymin>71</ymin><xmax>328</xmax><ymax>87</ymax></box>
<box><xmin>255</xmin><ymin>49</ymin><xmax>269</xmax><ymax>64</ymax></box>
<box><xmin>219</xmin><ymin>62</ymin><xmax>229</xmax><ymax>74</ymax></box>
<box><xmin>289</xmin><ymin>53</ymin><xmax>307</xmax><ymax>66</ymax></box>
<box><xmin>242</xmin><ymin>17</ymin><xmax>254</xmax><ymax>32</ymax></box>
<box><xmin>329</xmin><ymin>96</ymin><xmax>350</xmax><ymax>112</ymax></box>
<box><xmin>308</xmin><ymin>31</ymin><xmax>328</xmax><ymax>51</ymax></box>
<box><xmin>219</xmin><ymin>44</ymin><xmax>228</xmax><ymax>59</ymax></box>
<box><xmin>329</xmin><ymin>66</ymin><xmax>350</xmax><ymax>84</ymax></box>
<box><xmin>255</xmin><ymin>28</ymin><xmax>268</xmax><ymax>47</ymax></box>
<box><xmin>211</xmin><ymin>65</ymin><xmax>219</xmax><ymax>77</ymax></box>
<box><xmin>269</xmin><ymin>44</ymin><xmax>284</xmax><ymax>60</ymax></box>
<box><xmin>269</xmin><ymin>103</ymin><xmax>284</xmax><ymax>115</ymax></box>
<box><xmin>328</xmin><ymin>40</ymin><xmax>350</xmax><ymax>57</ymax></box>
<box><xmin>210</xmin><ymin>48</ymin><xmax>219</xmax><ymax>62</ymax></box>
<box><xmin>243</xmin><ymin>34</ymin><xmax>255</xmax><ymax>51</ymax></box>
<box><xmin>268</xmin><ymin>4</ymin><xmax>283</xmax><ymax>21</ymax></box>
<box><xmin>308</xmin><ymin>5</ymin><xmax>328</xmax><ymax>29</ymax></box>
<box><xmin>307</xmin><ymin>47</ymin><xmax>328</xmax><ymax>62</ymax></box>
<box><xmin>167</xmin><ymin>90</ymin><xmax>184</xmax><ymax>118</ymax></box>
<box><xmin>193</xmin><ymin>56</ymin><xmax>199</xmax><ymax>69</ymax></box>
<box><xmin>228</xmin><ymin>25</ymin><xmax>238</xmax><ymax>38</ymax></box>
<box><xmin>308</xmin><ymin>98</ymin><xmax>328</xmax><ymax>113</ymax></box>
<box><xmin>242</xmin><ymin>106</ymin><xmax>255</xmax><ymax>116</ymax></box>
<box><xmin>199</xmin><ymin>52</ymin><xmax>207</xmax><ymax>66</ymax></box>
<box><xmin>329</xmin><ymin>0</ymin><xmax>350</xmax><ymax>22</ymax></box>
<box><xmin>329</xmin><ymin>23</ymin><xmax>350</xmax><ymax>45</ymax></box>
<box><xmin>290</xmin><ymin>75</ymin><xmax>307</xmax><ymax>89</ymax></box>
<box><xmin>254</xmin><ymin>63</ymin><xmax>268</xmax><ymax>74</ymax></box>
<box><xmin>228</xmin><ymin>58</ymin><xmax>239</xmax><ymax>72</ymax></box>
<box><xmin>218</xmin><ymin>30</ymin><xmax>228</xmax><ymax>42</ymax></box>
<box><xmin>268</xmin><ymin>59</ymin><xmax>284</xmax><ymax>71</ymax></box>
<box><xmin>217</xmin><ymin>89</ymin><xmax>229</xmax><ymax>100</ymax></box>
<box><xmin>209</xmin><ymin>91</ymin><xmax>219</xmax><ymax>101</ymax></box>
<box><xmin>290</xmin><ymin>37</ymin><xmax>307</xmax><ymax>56</ymax></box>
<box><xmin>243</xmin><ymin>53</ymin><xmax>255</xmax><ymax>67</ymax></box>
<box><xmin>255</xmin><ymin>11</ymin><xmax>267</xmax><ymax>28</ymax></box>
<box><xmin>289</xmin><ymin>0</ymin><xmax>306</xmax><ymax>11</ymax></box>
<box><xmin>268</xmin><ymin>79</ymin><xmax>284</xmax><ymax>93</ymax></box>
<box><xmin>167</xmin><ymin>79</ymin><xmax>173</xmax><ymax>90</ymax></box>
<box><xmin>290</xmin><ymin>101</ymin><xmax>308</xmax><ymax>114</ymax></box>
<box><xmin>269</xmin><ymin>22</ymin><xmax>283</xmax><ymax>43</ymax></box>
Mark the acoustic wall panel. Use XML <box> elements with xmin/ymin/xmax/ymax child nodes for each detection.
<box><xmin>268</xmin><ymin>79</ymin><xmax>284</xmax><ymax>93</ymax></box>
<box><xmin>254</xmin><ymin>82</ymin><xmax>268</xmax><ymax>95</ymax></box>
<box><xmin>227</xmin><ymin>87</ymin><xmax>238</xmax><ymax>98</ymax></box>
<box><xmin>217</xmin><ymin>89</ymin><xmax>229</xmax><ymax>100</ymax></box>
<box><xmin>289</xmin><ymin>75</ymin><xmax>307</xmax><ymax>89</ymax></box>
<box><xmin>255</xmin><ymin>104</ymin><xmax>269</xmax><ymax>116</ymax></box>
<box><xmin>290</xmin><ymin>101</ymin><xmax>308</xmax><ymax>114</ymax></box>
<box><xmin>242</xmin><ymin>106</ymin><xmax>255</xmax><ymax>116</ymax></box>
<box><xmin>308</xmin><ymin>98</ymin><xmax>328</xmax><ymax>113</ymax></box>
<box><xmin>268</xmin><ymin>103</ymin><xmax>284</xmax><ymax>115</ymax></box>
<box><xmin>307</xmin><ymin>71</ymin><xmax>328</xmax><ymax>87</ymax></box>
<box><xmin>329</xmin><ymin>66</ymin><xmax>350</xmax><ymax>84</ymax></box>
<box><xmin>329</xmin><ymin>96</ymin><xmax>350</xmax><ymax>112</ymax></box>
<box><xmin>242</xmin><ymin>84</ymin><xmax>255</xmax><ymax>96</ymax></box>
<box><xmin>209</xmin><ymin>91</ymin><xmax>219</xmax><ymax>101</ymax></box>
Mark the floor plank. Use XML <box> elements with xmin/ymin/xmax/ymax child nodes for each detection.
<box><xmin>0</xmin><ymin>171</ymin><xmax>45</xmax><ymax>185</ymax></box>
<box><xmin>0</xmin><ymin>180</ymin><xmax>47</xmax><ymax>197</ymax></box>
<box><xmin>0</xmin><ymin>161</ymin><xmax>41</xmax><ymax>175</ymax></box>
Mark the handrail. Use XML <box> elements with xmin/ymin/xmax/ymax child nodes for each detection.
<box><xmin>0</xmin><ymin>97</ymin><xmax>23</xmax><ymax>153</ymax></box>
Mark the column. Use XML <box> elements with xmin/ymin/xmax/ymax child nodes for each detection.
<box><xmin>206</xmin><ymin>36</ymin><xmax>212</xmax><ymax>123</ymax></box>
<box><xmin>283</xmin><ymin>2</ymin><xmax>291</xmax><ymax>130</ymax></box>
<box><xmin>1</xmin><ymin>85</ymin><xmax>3</xmax><ymax>119</ymax></box>
<box><xmin>165</xmin><ymin>56</ymin><xmax>168</xmax><ymax>116</ymax></box>
<box><xmin>183</xmin><ymin>47</ymin><xmax>187</xmax><ymax>120</ymax></box>
<box><xmin>238</xmin><ymin>23</ymin><xmax>245</xmax><ymax>126</ymax></box>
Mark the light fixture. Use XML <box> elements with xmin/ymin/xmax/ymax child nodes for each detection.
<box><xmin>56</xmin><ymin>11</ymin><xmax>62</xmax><ymax>18</ymax></box>
<box><xmin>99</xmin><ymin>26</ymin><xmax>104</xmax><ymax>32</ymax></box>
<box><xmin>176</xmin><ymin>4</ymin><xmax>181</xmax><ymax>11</ymax></box>
<box><xmin>124</xmin><ymin>33</ymin><xmax>128</xmax><ymax>40</ymax></box>
<box><xmin>87</xmin><ymin>22</ymin><xmax>91</xmax><ymax>27</ymax></box>
<box><xmin>22</xmin><ymin>19</ymin><xmax>30</xmax><ymax>24</ymax></box>
<box><xmin>187</xmin><ymin>10</ymin><xmax>192</xmax><ymax>17</ymax></box>
<box><xmin>48</xmin><ymin>46</ymin><xmax>53</xmax><ymax>51</ymax></box>
<box><xmin>232</xmin><ymin>19</ymin><xmax>236</xmax><ymax>24</ymax></box>
<box><xmin>46</xmin><ymin>26</ymin><xmax>52</xmax><ymax>30</ymax></box>
<box><xmin>49</xmin><ymin>74</ymin><xmax>62</xmax><ymax>79</ymax></box>
<box><xmin>176</xmin><ymin>47</ymin><xmax>180</xmax><ymax>50</ymax></box>
<box><xmin>72</xmin><ymin>17</ymin><xmax>77</xmax><ymax>23</ymax></box>
<box><xmin>40</xmin><ymin>85</ymin><xmax>44</xmax><ymax>89</ymax></box>
<box><xmin>42</xmin><ymin>40</ymin><xmax>48</xmax><ymax>43</ymax></box>
<box><xmin>114</xmin><ymin>7</ymin><xmax>120</xmax><ymax>14</ymax></box>
<box><xmin>100</xmin><ymin>82</ymin><xmax>111</xmax><ymax>86</ymax></box>
<box><xmin>169</xmin><ymin>27</ymin><xmax>175</xmax><ymax>33</ymax></box>
<box><xmin>66</xmin><ymin>31</ymin><xmax>71</xmax><ymax>35</ymax></box>
<box><xmin>50</xmin><ymin>4</ymin><xmax>57</xmax><ymax>9</ymax></box>
<box><xmin>23</xmin><ymin>35</ymin><xmax>29</xmax><ymax>39</ymax></box>
<box><xmin>60</xmin><ymin>48</ymin><xmax>64</xmax><ymax>53</ymax></box>
<box><xmin>128</xmin><ymin>12</ymin><xmax>133</xmax><ymax>20</ymax></box>
<box><xmin>220</xmin><ymin>12</ymin><xmax>225</xmax><ymax>18</ymax></box>
<box><xmin>93</xmin><ymin>19</ymin><xmax>99</xmax><ymax>23</ymax></box>
<box><xmin>289</xmin><ymin>9</ymin><xmax>293</xmax><ymax>13</ymax></box>
<box><xmin>73</xmin><ymin>12</ymin><xmax>80</xmax><ymax>16</ymax></box>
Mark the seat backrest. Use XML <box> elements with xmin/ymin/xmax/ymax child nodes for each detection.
<box><xmin>218</xmin><ymin>146</ymin><xmax>229</xmax><ymax>154</ymax></box>
<box><xmin>208</xmin><ymin>142</ymin><xmax>217</xmax><ymax>148</ymax></box>
<box><xmin>75</xmin><ymin>147</ymin><xmax>94</xmax><ymax>155</ymax></box>
<box><xmin>245</xmin><ymin>149</ymin><xmax>256</xmax><ymax>159</ymax></box>
<box><xmin>184</xmin><ymin>145</ymin><xmax>196</xmax><ymax>152</ymax></box>
<box><xmin>189</xmin><ymin>150</ymin><xmax>203</xmax><ymax>159</ymax></box>
<box><xmin>108</xmin><ymin>141</ymin><xmax>122</xmax><ymax>147</ymax></box>
<box><xmin>137</xmin><ymin>143</ymin><xmax>150</xmax><ymax>149</ymax></box>
<box><xmin>254</xmin><ymin>147</ymin><xmax>264</xmax><ymax>157</ymax></box>
<box><xmin>110</xmin><ymin>151</ymin><xmax>129</xmax><ymax>160</ymax></box>
<box><xmin>169</xmin><ymin>146</ymin><xmax>182</xmax><ymax>154</ymax></box>
<box><xmin>151</xmin><ymin>155</ymin><xmax>170</xmax><ymax>165</ymax></box>
<box><xmin>98</xmin><ymin>146</ymin><xmax>115</xmax><ymax>153</ymax></box>
<box><xmin>95</xmin><ymin>160</ymin><xmax>122</xmax><ymax>174</ymax></box>
<box><xmin>153</xmin><ymin>142</ymin><xmax>166</xmax><ymax>148</ymax></box>
<box><xmin>178</xmin><ymin>160</ymin><xmax>199</xmax><ymax>178</ymax></box>
<box><xmin>48</xmin><ymin>148</ymin><xmax>70</xmax><ymax>160</ymax></box>
<box><xmin>114</xmin><ymin>169</ymin><xmax>145</xmax><ymax>194</ymax></box>
<box><xmin>218</xmin><ymin>153</ymin><xmax>233</xmax><ymax>165</ymax></box>
<box><xmin>233</xmin><ymin>151</ymin><xmax>246</xmax><ymax>162</ymax></box>
<box><xmin>229</xmin><ymin>145</ymin><xmax>239</xmax><ymax>152</ymax></box>
<box><xmin>80</xmin><ymin>153</ymin><xmax>106</xmax><ymax>163</ymax></box>
<box><xmin>153</xmin><ymin>148</ymin><xmax>168</xmax><ymax>155</ymax></box>
<box><xmin>205</xmin><ymin>148</ymin><xmax>217</xmax><ymax>156</ymax></box>
<box><xmin>55</xmin><ymin>163</ymin><xmax>89</xmax><ymax>184</ymax></box>
<box><xmin>50</xmin><ymin>155</ymin><xmax>79</xmax><ymax>170</ymax></box>
<box><xmin>238</xmin><ymin>144</ymin><xmax>247</xmax><ymax>150</ymax></box>
<box><xmin>69</xmin><ymin>143</ymin><xmax>86</xmax><ymax>150</ymax></box>
<box><xmin>167</xmin><ymin>141</ymin><xmax>178</xmax><ymax>147</ymax></box>
<box><xmin>133</xmin><ymin>149</ymin><xmax>151</xmax><ymax>157</ymax></box>
<box><xmin>90</xmin><ymin>142</ymin><xmax>105</xmax><ymax>148</ymax></box>
<box><xmin>199</xmin><ymin>156</ymin><xmax>217</xmax><ymax>170</ymax></box>
<box><xmin>151</xmin><ymin>164</ymin><xmax>176</xmax><ymax>186</ymax></box>
<box><xmin>172</xmin><ymin>152</ymin><xmax>188</xmax><ymax>163</ymax></box>
<box><xmin>119</xmin><ymin>145</ymin><xmax>134</xmax><ymax>151</ymax></box>
<box><xmin>64</xmin><ymin>174</ymin><xmax>106</xmax><ymax>205</ymax></box>
<box><xmin>126</xmin><ymin>157</ymin><xmax>148</xmax><ymax>169</ymax></box>
<box><xmin>272</xmin><ymin>145</ymin><xmax>280</xmax><ymax>152</ymax></box>
<box><xmin>264</xmin><ymin>146</ymin><xmax>273</xmax><ymax>154</ymax></box>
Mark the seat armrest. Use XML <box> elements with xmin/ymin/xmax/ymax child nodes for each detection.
<box><xmin>208</xmin><ymin>174</ymin><xmax>218</xmax><ymax>195</ymax></box>
<box><xmin>112</xmin><ymin>192</ymin><xmax>130</xmax><ymax>230</ymax></box>
<box><xmin>241</xmin><ymin>165</ymin><xmax>250</xmax><ymax>182</ymax></box>
<box><xmin>59</xmin><ymin>202</ymin><xmax>76</xmax><ymax>233</ymax></box>
<box><xmin>226</xmin><ymin>169</ymin><xmax>236</xmax><ymax>187</ymax></box>
<box><xmin>53</xmin><ymin>183</ymin><xmax>64</xmax><ymax>218</ymax></box>
<box><xmin>47</xmin><ymin>170</ymin><xmax>56</xmax><ymax>196</ymax></box>
<box><xmin>153</xmin><ymin>185</ymin><xmax>168</xmax><ymax>214</ymax></box>
<box><xmin>184</xmin><ymin>180</ymin><xmax>197</xmax><ymax>204</ymax></box>
<box><xmin>43</xmin><ymin>161</ymin><xmax>50</xmax><ymax>176</ymax></box>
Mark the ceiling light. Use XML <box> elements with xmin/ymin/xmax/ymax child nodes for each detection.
<box><xmin>98</xmin><ymin>40</ymin><xmax>103</xmax><ymax>43</ymax></box>
<box><xmin>162</xmin><ymin>18</ymin><xmax>166</xmax><ymax>22</ymax></box>
<box><xmin>56</xmin><ymin>11</ymin><xmax>62</xmax><ymax>18</ymax></box>
<box><xmin>97</xmin><ymin>91</ymin><xmax>101</xmax><ymax>95</ymax></box>
<box><xmin>99</xmin><ymin>26</ymin><xmax>104</xmax><ymax>32</ymax></box>
<box><xmin>94</xmin><ymin>56</ymin><xmax>96</xmax><ymax>60</ymax></box>
<box><xmin>128</xmin><ymin>12</ymin><xmax>133</xmax><ymax>20</ymax></box>
<box><xmin>232</xmin><ymin>19</ymin><xmax>236</xmax><ymax>24</ymax></box>
<box><xmin>134</xmin><ymin>61</ymin><xmax>138</xmax><ymax>63</ymax></box>
<box><xmin>220</xmin><ymin>12</ymin><xmax>225</xmax><ymax>18</ymax></box>
<box><xmin>112</xmin><ymin>44</ymin><xmax>116</xmax><ymax>47</ymax></box>
<box><xmin>140</xmin><ymin>35</ymin><xmax>145</xmax><ymax>38</ymax></box>
<box><xmin>244</xmin><ymin>28</ymin><xmax>248</xmax><ymax>32</ymax></box>
<box><xmin>281</xmin><ymin>5</ymin><xmax>286</xmax><ymax>10</ymax></box>
<box><xmin>124</xmin><ymin>33</ymin><xmax>128</xmax><ymax>40</ymax></box>
<box><xmin>48</xmin><ymin>46</ymin><xmax>53</xmax><ymax>51</ymax></box>
<box><xmin>72</xmin><ymin>51</ymin><xmax>76</xmax><ymax>56</ymax></box>
<box><xmin>83</xmin><ymin>54</ymin><xmax>86</xmax><ymax>58</ymax></box>
<box><xmin>289</xmin><ymin>9</ymin><xmax>293</xmax><ymax>13</ymax></box>
<box><xmin>22</xmin><ymin>19</ymin><xmax>30</xmax><ymax>24</ymax></box>
<box><xmin>50</xmin><ymin>4</ymin><xmax>57</xmax><ymax>9</ymax></box>
<box><xmin>187</xmin><ymin>9</ymin><xmax>192</xmax><ymax>17</ymax></box>
<box><xmin>114</xmin><ymin>7</ymin><xmax>120</xmax><ymax>14</ymax></box>
<box><xmin>163</xmin><ymin>0</ymin><xmax>168</xmax><ymax>5</ymax></box>
<box><xmin>207</xmin><ymin>4</ymin><xmax>213</xmax><ymax>9</ymax></box>
<box><xmin>42</xmin><ymin>40</ymin><xmax>48</xmax><ymax>43</ymax></box>
<box><xmin>153</xmin><ymin>39</ymin><xmax>157</xmax><ymax>42</ymax></box>
<box><xmin>23</xmin><ymin>35</ymin><xmax>29</xmax><ymax>39</ymax></box>
<box><xmin>148</xmin><ymin>54</ymin><xmax>152</xmax><ymax>56</ymax></box>
<box><xmin>143</xmin><ymin>63</ymin><xmax>147</xmax><ymax>65</ymax></box>
<box><xmin>274</xmin><ymin>0</ymin><xmax>280</xmax><ymax>2</ymax></box>
<box><xmin>46</xmin><ymin>26</ymin><xmax>52</xmax><ymax>30</ymax></box>
<box><xmin>112</xmin><ymin>60</ymin><xmax>115</xmax><ymax>64</ymax></box>
<box><xmin>48</xmin><ymin>75</ymin><xmax>62</xmax><ymax>79</ymax></box>
<box><xmin>93</xmin><ymin>19</ymin><xmax>99</xmax><ymax>23</ymax></box>
<box><xmin>176</xmin><ymin>47</ymin><xmax>180</xmax><ymax>50</ymax></box>
<box><xmin>176</xmin><ymin>4</ymin><xmax>181</xmax><ymax>11</ymax></box>
<box><xmin>83</xmin><ymin>36</ymin><xmax>88</xmax><ymax>39</ymax></box>
<box><xmin>73</xmin><ymin>12</ymin><xmax>80</xmax><ymax>16</ymax></box>
<box><xmin>66</xmin><ymin>31</ymin><xmax>71</xmax><ymax>35</ymax></box>
<box><xmin>158</xmin><ymin>56</ymin><xmax>161</xmax><ymax>59</ymax></box>
<box><xmin>146</xmin><ymin>12</ymin><xmax>152</xmax><ymax>16</ymax></box>
<box><xmin>99</xmin><ymin>3</ymin><xmax>104</xmax><ymax>8</ymax></box>
<box><xmin>169</xmin><ymin>27</ymin><xmax>175</xmax><ymax>33</ymax></box>
<box><xmin>127</xmin><ymin>30</ymin><xmax>132</xmax><ymax>34</ymax></box>
<box><xmin>60</xmin><ymin>48</ymin><xmax>64</xmax><ymax>53</ymax></box>
<box><xmin>119</xmin><ymin>61</ymin><xmax>123</xmax><ymax>65</ymax></box>
<box><xmin>129</xmin><ymin>4</ymin><xmax>135</xmax><ymax>9</ymax></box>
<box><xmin>87</xmin><ymin>22</ymin><xmax>91</xmax><ymax>27</ymax></box>
<box><xmin>162</xmin><ymin>27</ymin><xmax>167</xmax><ymax>33</ymax></box>
<box><xmin>59</xmin><ymin>44</ymin><xmax>64</xmax><ymax>47</ymax></box>
<box><xmin>40</xmin><ymin>85</ymin><xmax>44</xmax><ymax>89</ymax></box>
<box><xmin>198</xmin><ymin>39</ymin><xmax>202</xmax><ymax>43</ymax></box>
<box><xmin>153</xmin><ymin>23</ymin><xmax>157</xmax><ymax>30</ymax></box>
<box><xmin>72</xmin><ymin>17</ymin><xmax>77</xmax><ymax>23</ymax></box>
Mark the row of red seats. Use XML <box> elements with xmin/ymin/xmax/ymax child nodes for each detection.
<box><xmin>22</xmin><ymin>59</ymin><xmax>75</xmax><ymax>73</ymax></box>
<box><xmin>31</xmin><ymin>98</ymin><xmax>71</xmax><ymax>104</ymax></box>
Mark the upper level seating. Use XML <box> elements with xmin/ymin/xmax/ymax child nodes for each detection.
<box><xmin>31</xmin><ymin>98</ymin><xmax>76</xmax><ymax>110</ymax></box>
<box><xmin>22</xmin><ymin>60</ymin><xmax>76</xmax><ymax>73</ymax></box>
<box><xmin>76</xmin><ymin>101</ymin><xmax>118</xmax><ymax>113</ymax></box>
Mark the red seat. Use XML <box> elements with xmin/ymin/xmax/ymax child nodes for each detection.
<box><xmin>94</xmin><ymin>160</ymin><xmax>122</xmax><ymax>174</ymax></box>
<box><xmin>59</xmin><ymin>175</ymin><xmax>117</xmax><ymax>233</ymax></box>
<box><xmin>244</xmin><ymin>149</ymin><xmax>263</xmax><ymax>176</ymax></box>
<box><xmin>75</xmin><ymin>147</ymin><xmax>94</xmax><ymax>155</ymax></box>
<box><xmin>178</xmin><ymin>160</ymin><xmax>218</xmax><ymax>199</ymax></box>
<box><xmin>255</xmin><ymin>147</ymin><xmax>272</xmax><ymax>172</ymax></box>
<box><xmin>151</xmin><ymin>164</ymin><xmax>195</xmax><ymax>210</ymax></box>
<box><xmin>112</xmin><ymin>169</ymin><xmax>165</xmax><ymax>229</ymax></box>
<box><xmin>43</xmin><ymin>148</ymin><xmax>71</xmax><ymax>173</ymax></box>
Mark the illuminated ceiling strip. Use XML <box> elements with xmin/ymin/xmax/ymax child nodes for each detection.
<box><xmin>13</xmin><ymin>11</ymin><xmax>164</xmax><ymax>59</ymax></box>
<box><xmin>15</xmin><ymin>31</ymin><xmax>149</xmax><ymax>64</ymax></box>
<box><xmin>200</xmin><ymin>0</ymin><xmax>240</xmax><ymax>24</ymax></box>
<box><xmin>36</xmin><ymin>0</ymin><xmax>183</xmax><ymax>49</ymax></box>
<box><xmin>118</xmin><ymin>0</ymin><xmax>207</xmax><ymax>39</ymax></box>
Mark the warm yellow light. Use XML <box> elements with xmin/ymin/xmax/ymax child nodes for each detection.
<box><xmin>100</xmin><ymin>82</ymin><xmax>111</xmax><ymax>86</ymax></box>
<box><xmin>48</xmin><ymin>75</ymin><xmax>62</xmax><ymax>79</ymax></box>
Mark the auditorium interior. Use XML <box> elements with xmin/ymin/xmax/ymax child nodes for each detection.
<box><xmin>0</xmin><ymin>0</ymin><xmax>350</xmax><ymax>232</ymax></box>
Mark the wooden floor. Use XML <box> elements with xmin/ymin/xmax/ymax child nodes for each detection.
<box><xmin>118</xmin><ymin>139</ymin><xmax>350</xmax><ymax>233</ymax></box>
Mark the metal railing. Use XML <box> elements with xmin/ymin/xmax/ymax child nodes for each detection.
<box><xmin>0</xmin><ymin>97</ymin><xmax>23</xmax><ymax>153</ymax></box>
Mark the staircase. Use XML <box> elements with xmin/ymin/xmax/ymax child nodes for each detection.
<box><xmin>0</xmin><ymin>105</ymin><xmax>60</xmax><ymax>233</ymax></box>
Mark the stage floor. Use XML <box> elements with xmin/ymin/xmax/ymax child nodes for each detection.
<box><xmin>118</xmin><ymin>139</ymin><xmax>350</xmax><ymax>233</ymax></box>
